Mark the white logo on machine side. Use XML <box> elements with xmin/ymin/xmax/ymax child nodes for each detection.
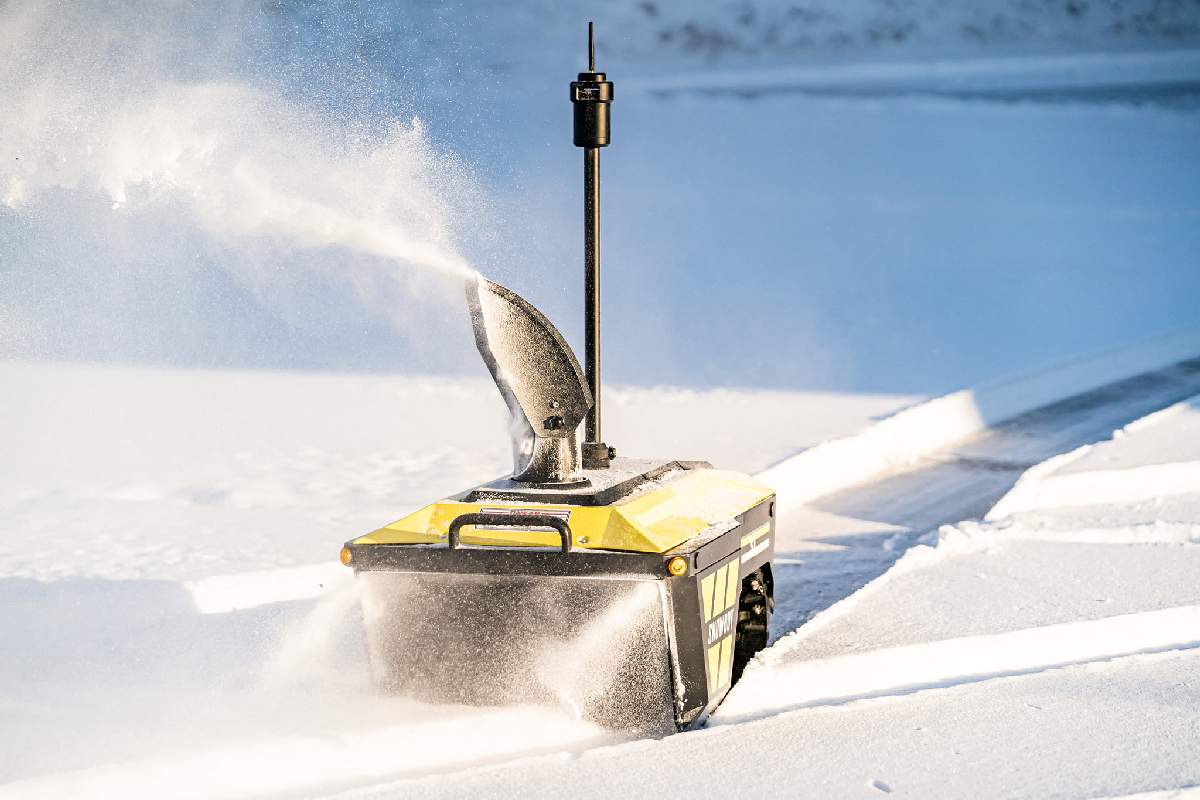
<box><xmin>740</xmin><ymin>522</ymin><xmax>771</xmax><ymax>563</ymax></box>
<box><xmin>706</xmin><ymin>607</ymin><xmax>736</xmax><ymax>645</ymax></box>
<box><xmin>476</xmin><ymin>507</ymin><xmax>570</xmax><ymax>531</ymax></box>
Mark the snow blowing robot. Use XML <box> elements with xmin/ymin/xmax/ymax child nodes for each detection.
<box><xmin>340</xmin><ymin>24</ymin><xmax>776</xmax><ymax>732</ymax></box>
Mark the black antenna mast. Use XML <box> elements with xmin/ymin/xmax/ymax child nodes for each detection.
<box><xmin>570</xmin><ymin>21</ymin><xmax>614</xmax><ymax>469</ymax></box>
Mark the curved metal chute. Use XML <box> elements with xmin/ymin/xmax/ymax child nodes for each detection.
<box><xmin>466</xmin><ymin>275</ymin><xmax>592</xmax><ymax>484</ymax></box>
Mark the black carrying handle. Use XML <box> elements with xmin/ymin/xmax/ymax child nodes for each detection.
<box><xmin>447</xmin><ymin>512</ymin><xmax>572</xmax><ymax>554</ymax></box>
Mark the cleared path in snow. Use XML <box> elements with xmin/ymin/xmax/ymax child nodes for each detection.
<box><xmin>769</xmin><ymin>356</ymin><xmax>1200</xmax><ymax>638</ymax></box>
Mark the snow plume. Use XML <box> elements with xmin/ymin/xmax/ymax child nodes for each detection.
<box><xmin>0</xmin><ymin>0</ymin><xmax>483</xmax><ymax>368</ymax></box>
<box><xmin>536</xmin><ymin>580</ymin><xmax>674</xmax><ymax>733</ymax></box>
<box><xmin>352</xmin><ymin>570</ymin><xmax>675</xmax><ymax>733</ymax></box>
<box><xmin>256</xmin><ymin>576</ymin><xmax>366</xmax><ymax>695</ymax></box>
<box><xmin>0</xmin><ymin>81</ymin><xmax>473</xmax><ymax>277</ymax></box>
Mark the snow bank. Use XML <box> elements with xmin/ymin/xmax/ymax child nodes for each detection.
<box><xmin>989</xmin><ymin>393</ymin><xmax>1200</xmax><ymax>518</ymax></box>
<box><xmin>987</xmin><ymin>460</ymin><xmax>1200</xmax><ymax>518</ymax></box>
<box><xmin>758</xmin><ymin>328</ymin><xmax>1200</xmax><ymax>510</ymax></box>
<box><xmin>714</xmin><ymin>603</ymin><xmax>1200</xmax><ymax>726</ymax></box>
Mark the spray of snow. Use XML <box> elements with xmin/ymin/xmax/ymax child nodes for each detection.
<box><xmin>537</xmin><ymin>580</ymin><xmax>663</xmax><ymax>719</ymax></box>
<box><xmin>0</xmin><ymin>79</ymin><xmax>473</xmax><ymax>279</ymax></box>
<box><xmin>257</xmin><ymin>576</ymin><xmax>366</xmax><ymax>695</ymax></box>
<box><xmin>0</xmin><ymin>0</ymin><xmax>483</xmax><ymax>364</ymax></box>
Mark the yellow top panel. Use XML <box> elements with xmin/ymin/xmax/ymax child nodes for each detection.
<box><xmin>352</xmin><ymin>468</ymin><xmax>773</xmax><ymax>555</ymax></box>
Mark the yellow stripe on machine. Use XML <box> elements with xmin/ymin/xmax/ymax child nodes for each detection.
<box><xmin>703</xmin><ymin>560</ymin><xmax>742</xmax><ymax>696</ymax></box>
<box><xmin>706</xmin><ymin>643</ymin><xmax>722</xmax><ymax>695</ymax></box>
<box><xmin>703</xmin><ymin>561</ymin><xmax>740</xmax><ymax>623</ymax></box>
<box><xmin>717</xmin><ymin>635</ymin><xmax>733</xmax><ymax>686</ymax></box>
<box><xmin>701</xmin><ymin>571</ymin><xmax>716</xmax><ymax>622</ymax></box>
<box><xmin>724</xmin><ymin>561</ymin><xmax>740</xmax><ymax>610</ymax></box>
<box><xmin>711</xmin><ymin>562</ymin><xmax>727</xmax><ymax>620</ymax></box>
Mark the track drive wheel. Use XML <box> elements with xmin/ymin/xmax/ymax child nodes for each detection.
<box><xmin>732</xmin><ymin>565</ymin><xmax>773</xmax><ymax>684</ymax></box>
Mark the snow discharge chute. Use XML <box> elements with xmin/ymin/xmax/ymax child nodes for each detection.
<box><xmin>467</xmin><ymin>275</ymin><xmax>592</xmax><ymax>485</ymax></box>
<box><xmin>339</xmin><ymin>24</ymin><xmax>777</xmax><ymax>732</ymax></box>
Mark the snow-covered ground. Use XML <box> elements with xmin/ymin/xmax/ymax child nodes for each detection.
<box><xmin>709</xmin><ymin>393</ymin><xmax>1200</xmax><ymax>798</ymax></box>
<box><xmin>3</xmin><ymin>353</ymin><xmax>1200</xmax><ymax>799</ymax></box>
<box><xmin>0</xmin><ymin>359</ymin><xmax>915</xmax><ymax>581</ymax></box>
<box><xmin>0</xmin><ymin>359</ymin><xmax>913</xmax><ymax>795</ymax></box>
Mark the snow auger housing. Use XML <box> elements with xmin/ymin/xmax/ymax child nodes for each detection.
<box><xmin>340</xmin><ymin>25</ymin><xmax>775</xmax><ymax>732</ymax></box>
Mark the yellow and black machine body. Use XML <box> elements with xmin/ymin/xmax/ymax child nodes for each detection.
<box><xmin>340</xmin><ymin>25</ymin><xmax>775</xmax><ymax>733</ymax></box>
<box><xmin>343</xmin><ymin>454</ymin><xmax>776</xmax><ymax>731</ymax></box>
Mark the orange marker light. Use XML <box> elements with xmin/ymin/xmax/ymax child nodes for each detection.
<box><xmin>340</xmin><ymin>547</ymin><xmax>353</xmax><ymax>567</ymax></box>
<box><xmin>667</xmin><ymin>556</ymin><xmax>688</xmax><ymax>577</ymax></box>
